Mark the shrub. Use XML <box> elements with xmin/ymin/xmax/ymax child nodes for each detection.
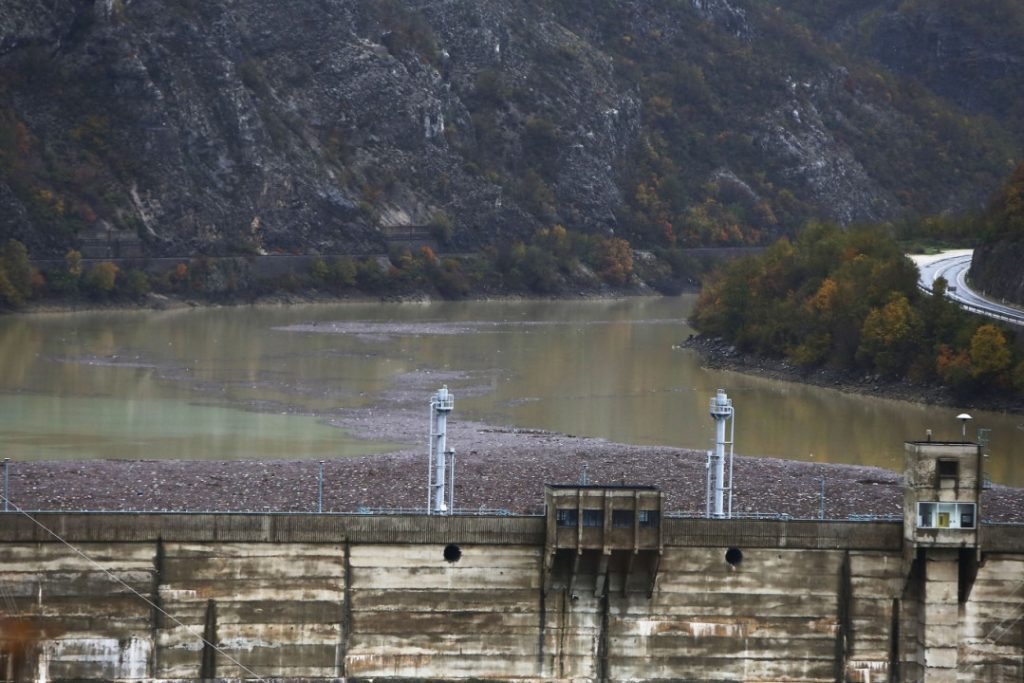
<box><xmin>0</xmin><ymin>240</ymin><xmax>32</xmax><ymax>306</ymax></box>
<box><xmin>429</xmin><ymin>210</ymin><xmax>454</xmax><ymax>244</ymax></box>
<box><xmin>328</xmin><ymin>257</ymin><xmax>357</xmax><ymax>288</ymax></box>
<box><xmin>355</xmin><ymin>258</ymin><xmax>386</xmax><ymax>291</ymax></box>
<box><xmin>433</xmin><ymin>259</ymin><xmax>470</xmax><ymax>299</ymax></box>
<box><xmin>593</xmin><ymin>237</ymin><xmax>634</xmax><ymax>286</ymax></box>
<box><xmin>82</xmin><ymin>261</ymin><xmax>119</xmax><ymax>298</ymax></box>
<box><xmin>309</xmin><ymin>256</ymin><xmax>328</xmax><ymax>284</ymax></box>
<box><xmin>119</xmin><ymin>269</ymin><xmax>151</xmax><ymax>299</ymax></box>
<box><xmin>65</xmin><ymin>249</ymin><xmax>83</xmax><ymax>277</ymax></box>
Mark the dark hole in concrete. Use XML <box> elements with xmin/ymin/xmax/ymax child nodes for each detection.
<box><xmin>725</xmin><ymin>547</ymin><xmax>743</xmax><ymax>566</ymax></box>
<box><xmin>443</xmin><ymin>544</ymin><xmax>462</xmax><ymax>562</ymax></box>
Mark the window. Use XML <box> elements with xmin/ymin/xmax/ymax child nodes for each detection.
<box><xmin>937</xmin><ymin>459</ymin><xmax>959</xmax><ymax>480</ymax></box>
<box><xmin>612</xmin><ymin>510</ymin><xmax>634</xmax><ymax>528</ymax></box>
<box><xmin>556</xmin><ymin>509</ymin><xmax>577</xmax><ymax>527</ymax></box>
<box><xmin>917</xmin><ymin>502</ymin><xmax>975</xmax><ymax>529</ymax></box>
<box><xmin>639</xmin><ymin>510</ymin><xmax>660</xmax><ymax>528</ymax></box>
<box><xmin>582</xmin><ymin>509</ymin><xmax>604</xmax><ymax>527</ymax></box>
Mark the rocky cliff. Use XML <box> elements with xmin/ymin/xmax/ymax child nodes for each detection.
<box><xmin>1</xmin><ymin>0</ymin><xmax>1021</xmax><ymax>257</ymax></box>
<box><xmin>969</xmin><ymin>162</ymin><xmax>1024</xmax><ymax>302</ymax></box>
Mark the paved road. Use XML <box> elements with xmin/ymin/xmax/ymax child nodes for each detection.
<box><xmin>910</xmin><ymin>250</ymin><xmax>1024</xmax><ymax>327</ymax></box>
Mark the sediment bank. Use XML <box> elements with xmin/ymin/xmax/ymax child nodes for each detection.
<box><xmin>684</xmin><ymin>333</ymin><xmax>1024</xmax><ymax>415</ymax></box>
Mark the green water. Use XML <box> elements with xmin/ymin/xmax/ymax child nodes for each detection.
<box><xmin>0</xmin><ymin>297</ymin><xmax>1020</xmax><ymax>486</ymax></box>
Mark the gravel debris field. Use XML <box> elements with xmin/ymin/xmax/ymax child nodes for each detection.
<box><xmin>6</xmin><ymin>412</ymin><xmax>1022</xmax><ymax>523</ymax></box>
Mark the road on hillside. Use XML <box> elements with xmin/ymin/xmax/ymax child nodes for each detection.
<box><xmin>910</xmin><ymin>250</ymin><xmax>1024</xmax><ymax>327</ymax></box>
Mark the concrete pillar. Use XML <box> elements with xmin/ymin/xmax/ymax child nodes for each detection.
<box><xmin>921</xmin><ymin>549</ymin><xmax>959</xmax><ymax>683</ymax></box>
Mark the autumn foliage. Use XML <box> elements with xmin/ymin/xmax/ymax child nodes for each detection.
<box><xmin>694</xmin><ymin>222</ymin><xmax>1024</xmax><ymax>398</ymax></box>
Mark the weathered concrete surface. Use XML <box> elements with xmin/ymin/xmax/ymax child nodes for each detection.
<box><xmin>1</xmin><ymin>514</ymin><xmax>1023</xmax><ymax>682</ymax></box>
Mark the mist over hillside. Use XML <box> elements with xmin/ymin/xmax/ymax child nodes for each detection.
<box><xmin>1</xmin><ymin>0</ymin><xmax>1021</xmax><ymax>257</ymax></box>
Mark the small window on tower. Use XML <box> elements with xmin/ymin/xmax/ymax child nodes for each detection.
<box><xmin>937</xmin><ymin>459</ymin><xmax>959</xmax><ymax>479</ymax></box>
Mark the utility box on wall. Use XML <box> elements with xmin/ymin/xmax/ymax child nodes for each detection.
<box><xmin>903</xmin><ymin>440</ymin><xmax>982</xmax><ymax>549</ymax></box>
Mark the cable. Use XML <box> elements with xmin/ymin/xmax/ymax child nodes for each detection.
<box><xmin>0</xmin><ymin>496</ymin><xmax>269</xmax><ymax>682</ymax></box>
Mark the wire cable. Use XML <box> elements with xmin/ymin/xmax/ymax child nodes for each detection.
<box><xmin>0</xmin><ymin>496</ymin><xmax>269</xmax><ymax>682</ymax></box>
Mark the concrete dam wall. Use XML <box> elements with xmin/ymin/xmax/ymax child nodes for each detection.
<box><xmin>1</xmin><ymin>511</ymin><xmax>1023</xmax><ymax>683</ymax></box>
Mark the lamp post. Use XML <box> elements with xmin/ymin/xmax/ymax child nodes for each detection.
<box><xmin>956</xmin><ymin>413</ymin><xmax>972</xmax><ymax>440</ymax></box>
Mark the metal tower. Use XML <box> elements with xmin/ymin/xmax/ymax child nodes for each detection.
<box><xmin>706</xmin><ymin>389</ymin><xmax>735</xmax><ymax>519</ymax></box>
<box><xmin>427</xmin><ymin>385</ymin><xmax>455</xmax><ymax>514</ymax></box>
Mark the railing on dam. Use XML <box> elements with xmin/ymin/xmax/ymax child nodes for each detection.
<box><xmin>2</xmin><ymin>503</ymin><xmax>900</xmax><ymax>524</ymax></box>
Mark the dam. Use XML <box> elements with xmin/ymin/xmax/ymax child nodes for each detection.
<box><xmin>1</xmin><ymin>439</ymin><xmax>1022</xmax><ymax>682</ymax></box>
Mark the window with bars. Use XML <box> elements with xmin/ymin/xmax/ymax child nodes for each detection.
<box><xmin>639</xmin><ymin>510</ymin><xmax>660</xmax><ymax>528</ymax></box>
<box><xmin>612</xmin><ymin>510</ymin><xmax>634</xmax><ymax>528</ymax></box>
<box><xmin>555</xmin><ymin>509</ymin><xmax>577</xmax><ymax>527</ymax></box>
<box><xmin>582</xmin><ymin>509</ymin><xmax>604</xmax><ymax>527</ymax></box>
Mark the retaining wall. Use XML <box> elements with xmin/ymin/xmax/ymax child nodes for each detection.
<box><xmin>0</xmin><ymin>514</ymin><xmax>1021</xmax><ymax>682</ymax></box>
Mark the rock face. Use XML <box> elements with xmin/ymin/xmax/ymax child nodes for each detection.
<box><xmin>970</xmin><ymin>241</ymin><xmax>1024</xmax><ymax>303</ymax></box>
<box><xmin>969</xmin><ymin>160</ymin><xmax>1024</xmax><ymax>304</ymax></box>
<box><xmin>0</xmin><ymin>0</ymin><xmax>1021</xmax><ymax>257</ymax></box>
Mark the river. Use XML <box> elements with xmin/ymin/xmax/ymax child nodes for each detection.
<box><xmin>1</xmin><ymin>296</ymin><xmax>1020</xmax><ymax>486</ymax></box>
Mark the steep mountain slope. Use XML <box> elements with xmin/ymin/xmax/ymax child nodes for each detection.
<box><xmin>969</xmin><ymin>163</ymin><xmax>1024</xmax><ymax>302</ymax></box>
<box><xmin>0</xmin><ymin>0</ymin><xmax>1020</xmax><ymax>257</ymax></box>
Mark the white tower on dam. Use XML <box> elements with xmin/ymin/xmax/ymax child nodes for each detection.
<box><xmin>706</xmin><ymin>388</ymin><xmax>735</xmax><ymax>518</ymax></box>
<box><xmin>427</xmin><ymin>385</ymin><xmax>455</xmax><ymax>514</ymax></box>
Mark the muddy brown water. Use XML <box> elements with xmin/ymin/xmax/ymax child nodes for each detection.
<box><xmin>1</xmin><ymin>296</ymin><xmax>1021</xmax><ymax>486</ymax></box>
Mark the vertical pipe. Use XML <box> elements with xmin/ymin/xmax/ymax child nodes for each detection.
<box><xmin>727</xmin><ymin>411</ymin><xmax>735</xmax><ymax>518</ymax></box>
<box><xmin>2</xmin><ymin>457</ymin><xmax>9</xmax><ymax>512</ymax></box>
<box><xmin>819</xmin><ymin>477</ymin><xmax>825</xmax><ymax>520</ymax></box>
<box><xmin>427</xmin><ymin>397</ymin><xmax>434</xmax><ymax>514</ymax></box>
<box><xmin>318</xmin><ymin>460</ymin><xmax>325</xmax><ymax>514</ymax></box>
<box><xmin>447</xmin><ymin>449</ymin><xmax>456</xmax><ymax>515</ymax></box>
<box><xmin>433</xmin><ymin>388</ymin><xmax>448</xmax><ymax>512</ymax></box>
<box><xmin>705</xmin><ymin>451</ymin><xmax>712</xmax><ymax>518</ymax></box>
<box><xmin>715</xmin><ymin>409</ymin><xmax>726</xmax><ymax>517</ymax></box>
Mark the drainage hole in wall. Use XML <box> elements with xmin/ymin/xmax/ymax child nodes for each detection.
<box><xmin>725</xmin><ymin>547</ymin><xmax>743</xmax><ymax>567</ymax></box>
<box><xmin>443</xmin><ymin>544</ymin><xmax>462</xmax><ymax>562</ymax></box>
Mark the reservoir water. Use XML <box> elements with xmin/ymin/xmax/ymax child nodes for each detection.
<box><xmin>1</xmin><ymin>296</ymin><xmax>1020</xmax><ymax>486</ymax></box>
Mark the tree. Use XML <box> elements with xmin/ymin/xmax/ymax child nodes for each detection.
<box><xmin>119</xmin><ymin>269</ymin><xmax>150</xmax><ymax>299</ymax></box>
<box><xmin>355</xmin><ymin>258</ymin><xmax>386</xmax><ymax>291</ymax></box>
<box><xmin>329</xmin><ymin>257</ymin><xmax>357</xmax><ymax>288</ymax></box>
<box><xmin>65</xmin><ymin>249</ymin><xmax>83</xmax><ymax>277</ymax></box>
<box><xmin>82</xmin><ymin>261</ymin><xmax>119</xmax><ymax>298</ymax></box>
<box><xmin>968</xmin><ymin>324</ymin><xmax>1011</xmax><ymax>379</ymax></box>
<box><xmin>429</xmin><ymin>210</ymin><xmax>453</xmax><ymax>244</ymax></box>
<box><xmin>594</xmin><ymin>237</ymin><xmax>634</xmax><ymax>286</ymax></box>
<box><xmin>0</xmin><ymin>269</ymin><xmax>17</xmax><ymax>308</ymax></box>
<box><xmin>856</xmin><ymin>293</ymin><xmax>924</xmax><ymax>378</ymax></box>
<box><xmin>309</xmin><ymin>256</ymin><xmax>328</xmax><ymax>284</ymax></box>
<box><xmin>433</xmin><ymin>259</ymin><xmax>470</xmax><ymax>299</ymax></box>
<box><xmin>937</xmin><ymin>344</ymin><xmax>974</xmax><ymax>393</ymax></box>
<box><xmin>0</xmin><ymin>239</ymin><xmax>32</xmax><ymax>305</ymax></box>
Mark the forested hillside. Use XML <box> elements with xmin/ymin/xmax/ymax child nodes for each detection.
<box><xmin>1</xmin><ymin>0</ymin><xmax>1022</xmax><ymax>259</ymax></box>
<box><xmin>693</xmin><ymin>221</ymin><xmax>1024</xmax><ymax>398</ymax></box>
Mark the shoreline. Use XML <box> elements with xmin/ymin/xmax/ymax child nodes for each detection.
<box><xmin>16</xmin><ymin>282</ymin><xmax>689</xmax><ymax>316</ymax></box>
<box><xmin>683</xmin><ymin>333</ymin><xmax>1024</xmax><ymax>417</ymax></box>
